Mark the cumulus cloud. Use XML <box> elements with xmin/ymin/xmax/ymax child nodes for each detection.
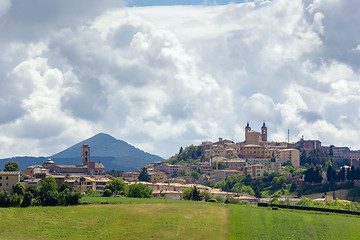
<box><xmin>0</xmin><ymin>0</ymin><xmax>11</xmax><ymax>18</ymax></box>
<box><xmin>1</xmin><ymin>0</ymin><xmax>360</xmax><ymax>159</ymax></box>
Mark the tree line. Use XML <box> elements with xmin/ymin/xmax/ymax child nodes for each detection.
<box><xmin>0</xmin><ymin>176</ymin><xmax>81</xmax><ymax>207</ymax></box>
<box><xmin>101</xmin><ymin>178</ymin><xmax>153</xmax><ymax>198</ymax></box>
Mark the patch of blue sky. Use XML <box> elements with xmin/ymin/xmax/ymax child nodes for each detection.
<box><xmin>126</xmin><ymin>0</ymin><xmax>251</xmax><ymax>7</ymax></box>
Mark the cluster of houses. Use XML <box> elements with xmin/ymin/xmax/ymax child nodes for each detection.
<box><xmin>2</xmin><ymin>122</ymin><xmax>359</xmax><ymax>203</ymax></box>
<box><xmin>123</xmin><ymin>122</ymin><xmax>301</xmax><ymax>185</ymax></box>
<box><xmin>0</xmin><ymin>144</ymin><xmax>257</xmax><ymax>202</ymax></box>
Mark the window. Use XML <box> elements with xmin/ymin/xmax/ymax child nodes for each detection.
<box><xmin>6</xmin><ymin>176</ymin><xmax>8</xmax><ymax>180</ymax></box>
<box><xmin>0</xmin><ymin>177</ymin><xmax>2</xmax><ymax>180</ymax></box>
<box><xmin>0</xmin><ymin>183</ymin><xmax>2</xmax><ymax>186</ymax></box>
<box><xmin>6</xmin><ymin>183</ymin><xmax>8</xmax><ymax>186</ymax></box>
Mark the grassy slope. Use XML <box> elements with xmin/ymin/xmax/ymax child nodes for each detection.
<box><xmin>229</xmin><ymin>205</ymin><xmax>360</xmax><ymax>240</ymax></box>
<box><xmin>0</xmin><ymin>203</ymin><xmax>228</xmax><ymax>240</ymax></box>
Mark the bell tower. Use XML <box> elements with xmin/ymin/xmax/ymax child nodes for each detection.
<box><xmin>81</xmin><ymin>144</ymin><xmax>90</xmax><ymax>166</ymax></box>
<box><xmin>261</xmin><ymin>121</ymin><xmax>267</xmax><ymax>142</ymax></box>
<box><xmin>245</xmin><ymin>122</ymin><xmax>251</xmax><ymax>142</ymax></box>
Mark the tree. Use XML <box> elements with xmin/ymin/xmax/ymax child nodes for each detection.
<box><xmin>12</xmin><ymin>183</ymin><xmax>25</xmax><ymax>195</ymax></box>
<box><xmin>39</xmin><ymin>176</ymin><xmax>58</xmax><ymax>196</ymax></box>
<box><xmin>127</xmin><ymin>183</ymin><xmax>152</xmax><ymax>198</ymax></box>
<box><xmin>182</xmin><ymin>187</ymin><xmax>201</xmax><ymax>201</ymax></box>
<box><xmin>350</xmin><ymin>166</ymin><xmax>356</xmax><ymax>181</ymax></box>
<box><xmin>329</xmin><ymin>145</ymin><xmax>334</xmax><ymax>157</ymax></box>
<box><xmin>38</xmin><ymin>176</ymin><xmax>59</xmax><ymax>206</ymax></box>
<box><xmin>104</xmin><ymin>178</ymin><xmax>126</xmax><ymax>196</ymax></box>
<box><xmin>21</xmin><ymin>192</ymin><xmax>33</xmax><ymax>207</ymax></box>
<box><xmin>27</xmin><ymin>185</ymin><xmax>38</xmax><ymax>197</ymax></box>
<box><xmin>179</xmin><ymin>146</ymin><xmax>183</xmax><ymax>154</ymax></box>
<box><xmin>271</xmin><ymin>177</ymin><xmax>280</xmax><ymax>190</ymax></box>
<box><xmin>190</xmin><ymin>171</ymin><xmax>199</xmax><ymax>180</ymax></box>
<box><xmin>304</xmin><ymin>166</ymin><xmax>323</xmax><ymax>183</ymax></box>
<box><xmin>138</xmin><ymin>168</ymin><xmax>150</xmax><ymax>182</ymax></box>
<box><xmin>339</xmin><ymin>168</ymin><xmax>346</xmax><ymax>182</ymax></box>
<box><xmin>178</xmin><ymin>170</ymin><xmax>187</xmax><ymax>177</ymax></box>
<box><xmin>191</xmin><ymin>186</ymin><xmax>201</xmax><ymax>201</ymax></box>
<box><xmin>59</xmin><ymin>182</ymin><xmax>73</xmax><ymax>192</ymax></box>
<box><xmin>200</xmin><ymin>191</ymin><xmax>213</xmax><ymax>202</ymax></box>
<box><xmin>327</xmin><ymin>164</ymin><xmax>336</xmax><ymax>182</ymax></box>
<box><xmin>182</xmin><ymin>187</ymin><xmax>193</xmax><ymax>200</ymax></box>
<box><xmin>3</xmin><ymin>162</ymin><xmax>19</xmax><ymax>171</ymax></box>
<box><xmin>289</xmin><ymin>181</ymin><xmax>298</xmax><ymax>192</ymax></box>
<box><xmin>102</xmin><ymin>188</ymin><xmax>112</xmax><ymax>197</ymax></box>
<box><xmin>240</xmin><ymin>185</ymin><xmax>254</xmax><ymax>196</ymax></box>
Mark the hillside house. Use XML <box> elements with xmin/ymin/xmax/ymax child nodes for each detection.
<box><xmin>0</xmin><ymin>171</ymin><xmax>21</xmax><ymax>193</ymax></box>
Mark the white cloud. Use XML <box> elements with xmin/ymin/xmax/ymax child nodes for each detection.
<box><xmin>1</xmin><ymin>0</ymin><xmax>360</xmax><ymax>159</ymax></box>
<box><xmin>353</xmin><ymin>45</ymin><xmax>360</xmax><ymax>52</ymax></box>
<box><xmin>0</xmin><ymin>0</ymin><xmax>11</xmax><ymax>18</ymax></box>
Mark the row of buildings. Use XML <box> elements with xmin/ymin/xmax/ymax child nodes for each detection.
<box><xmin>1</xmin><ymin>144</ymin><xmax>250</xmax><ymax>202</ymax></box>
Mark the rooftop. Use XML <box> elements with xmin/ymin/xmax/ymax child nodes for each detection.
<box><xmin>0</xmin><ymin>171</ymin><xmax>21</xmax><ymax>175</ymax></box>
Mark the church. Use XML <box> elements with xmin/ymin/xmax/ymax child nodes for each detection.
<box><xmin>41</xmin><ymin>144</ymin><xmax>105</xmax><ymax>175</ymax></box>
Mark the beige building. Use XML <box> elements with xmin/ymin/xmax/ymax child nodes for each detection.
<box><xmin>78</xmin><ymin>176</ymin><xmax>110</xmax><ymax>193</ymax></box>
<box><xmin>149</xmin><ymin>171</ymin><xmax>167</xmax><ymax>183</ymax></box>
<box><xmin>279</xmin><ymin>149</ymin><xmax>300</xmax><ymax>168</ymax></box>
<box><xmin>210</xmin><ymin>170</ymin><xmax>240</xmax><ymax>182</ymax></box>
<box><xmin>23</xmin><ymin>165</ymin><xmax>47</xmax><ymax>176</ymax></box>
<box><xmin>202</xmin><ymin>138</ymin><xmax>240</xmax><ymax>160</ymax></box>
<box><xmin>0</xmin><ymin>171</ymin><xmax>21</xmax><ymax>193</ymax></box>
<box><xmin>224</xmin><ymin>158</ymin><xmax>246</xmax><ymax>169</ymax></box>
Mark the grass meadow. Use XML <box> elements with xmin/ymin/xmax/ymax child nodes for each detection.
<box><xmin>0</xmin><ymin>201</ymin><xmax>228</xmax><ymax>240</ymax></box>
<box><xmin>0</xmin><ymin>196</ymin><xmax>359</xmax><ymax>239</ymax></box>
<box><xmin>229</xmin><ymin>205</ymin><xmax>360</xmax><ymax>240</ymax></box>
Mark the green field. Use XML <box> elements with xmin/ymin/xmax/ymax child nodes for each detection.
<box><xmin>229</xmin><ymin>205</ymin><xmax>360</xmax><ymax>240</ymax></box>
<box><xmin>0</xmin><ymin>197</ymin><xmax>360</xmax><ymax>240</ymax></box>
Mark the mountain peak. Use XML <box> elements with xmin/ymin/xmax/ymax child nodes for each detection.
<box><xmin>51</xmin><ymin>133</ymin><xmax>164</xmax><ymax>171</ymax></box>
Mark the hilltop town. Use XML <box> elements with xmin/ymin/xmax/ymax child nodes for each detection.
<box><xmin>1</xmin><ymin>122</ymin><xmax>360</xmax><ymax>205</ymax></box>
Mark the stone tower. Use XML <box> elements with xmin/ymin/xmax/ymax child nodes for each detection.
<box><xmin>245</xmin><ymin>122</ymin><xmax>251</xmax><ymax>142</ymax></box>
<box><xmin>261</xmin><ymin>121</ymin><xmax>267</xmax><ymax>142</ymax></box>
<box><xmin>81</xmin><ymin>144</ymin><xmax>90</xmax><ymax>166</ymax></box>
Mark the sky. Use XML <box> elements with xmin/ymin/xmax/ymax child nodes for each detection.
<box><xmin>1</xmin><ymin>0</ymin><xmax>360</xmax><ymax>159</ymax></box>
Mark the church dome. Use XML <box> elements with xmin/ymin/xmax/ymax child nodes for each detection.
<box><xmin>43</xmin><ymin>158</ymin><xmax>55</xmax><ymax>165</ymax></box>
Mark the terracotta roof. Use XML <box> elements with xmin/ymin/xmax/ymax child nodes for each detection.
<box><xmin>0</xmin><ymin>171</ymin><xmax>21</xmax><ymax>175</ymax></box>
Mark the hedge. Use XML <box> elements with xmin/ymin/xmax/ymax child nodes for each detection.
<box><xmin>257</xmin><ymin>202</ymin><xmax>360</xmax><ymax>216</ymax></box>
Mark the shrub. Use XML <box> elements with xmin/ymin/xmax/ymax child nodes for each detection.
<box><xmin>228</xmin><ymin>199</ymin><xmax>240</xmax><ymax>204</ymax></box>
<box><xmin>27</xmin><ymin>185</ymin><xmax>38</xmax><ymax>197</ymax></box>
<box><xmin>41</xmin><ymin>192</ymin><xmax>59</xmax><ymax>206</ymax></box>
<box><xmin>21</xmin><ymin>192</ymin><xmax>33</xmax><ymax>207</ymax></box>
<box><xmin>0</xmin><ymin>191</ymin><xmax>11</xmax><ymax>207</ymax></box>
<box><xmin>258</xmin><ymin>202</ymin><xmax>269</xmax><ymax>207</ymax></box>
<box><xmin>207</xmin><ymin>198</ymin><xmax>217</xmax><ymax>202</ymax></box>
<box><xmin>127</xmin><ymin>183</ymin><xmax>153</xmax><ymax>198</ymax></box>
<box><xmin>13</xmin><ymin>183</ymin><xmax>25</xmax><ymax>196</ymax></box>
<box><xmin>9</xmin><ymin>193</ymin><xmax>21</xmax><ymax>207</ymax></box>
<box><xmin>65</xmin><ymin>192</ymin><xmax>81</xmax><ymax>205</ymax></box>
<box><xmin>272</xmin><ymin>207</ymin><xmax>278</xmax><ymax>210</ymax></box>
<box><xmin>238</xmin><ymin>200</ymin><xmax>250</xmax><ymax>205</ymax></box>
<box><xmin>215</xmin><ymin>195</ymin><xmax>225</xmax><ymax>203</ymax></box>
<box><xmin>200</xmin><ymin>190</ymin><xmax>213</xmax><ymax>202</ymax></box>
<box><xmin>102</xmin><ymin>189</ymin><xmax>112</xmax><ymax>197</ymax></box>
<box><xmin>182</xmin><ymin>188</ymin><xmax>192</xmax><ymax>200</ymax></box>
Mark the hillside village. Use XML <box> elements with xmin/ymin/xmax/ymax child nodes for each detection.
<box><xmin>1</xmin><ymin>122</ymin><xmax>360</xmax><ymax>204</ymax></box>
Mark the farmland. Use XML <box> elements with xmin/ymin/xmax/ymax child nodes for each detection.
<box><xmin>0</xmin><ymin>197</ymin><xmax>359</xmax><ymax>239</ymax></box>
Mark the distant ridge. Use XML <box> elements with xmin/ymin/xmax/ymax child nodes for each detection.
<box><xmin>51</xmin><ymin>133</ymin><xmax>164</xmax><ymax>171</ymax></box>
<box><xmin>0</xmin><ymin>133</ymin><xmax>164</xmax><ymax>172</ymax></box>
